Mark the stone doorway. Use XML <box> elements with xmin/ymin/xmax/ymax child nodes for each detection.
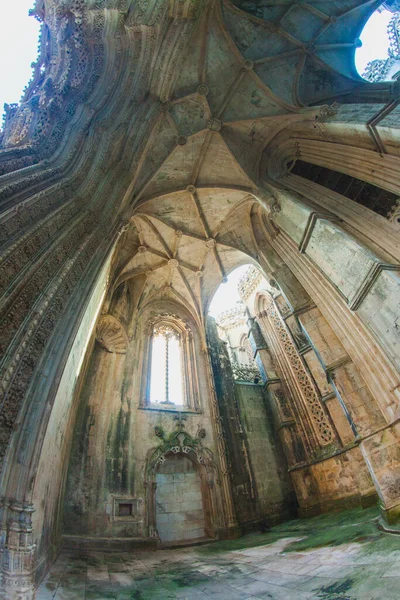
<box><xmin>155</xmin><ymin>454</ymin><xmax>206</xmax><ymax>543</ymax></box>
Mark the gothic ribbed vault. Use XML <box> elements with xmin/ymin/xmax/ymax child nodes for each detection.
<box><xmin>1</xmin><ymin>1</ymin><xmax>400</xmax><ymax>598</ymax></box>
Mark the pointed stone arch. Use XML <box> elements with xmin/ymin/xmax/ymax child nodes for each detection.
<box><xmin>145</xmin><ymin>422</ymin><xmax>219</xmax><ymax>541</ymax></box>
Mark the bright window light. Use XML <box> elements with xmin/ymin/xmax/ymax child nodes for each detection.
<box><xmin>149</xmin><ymin>328</ymin><xmax>184</xmax><ymax>405</ymax></box>
<box><xmin>355</xmin><ymin>9</ymin><xmax>392</xmax><ymax>76</ymax></box>
<box><xmin>0</xmin><ymin>1</ymin><xmax>41</xmax><ymax>123</ymax></box>
<box><xmin>208</xmin><ymin>264</ymin><xmax>251</xmax><ymax>317</ymax></box>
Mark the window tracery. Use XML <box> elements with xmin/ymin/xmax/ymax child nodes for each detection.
<box><xmin>149</xmin><ymin>324</ymin><xmax>183</xmax><ymax>405</ymax></box>
<box><xmin>142</xmin><ymin>313</ymin><xmax>200</xmax><ymax>411</ymax></box>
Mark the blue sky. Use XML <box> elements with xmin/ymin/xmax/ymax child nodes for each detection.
<box><xmin>0</xmin><ymin>1</ymin><xmax>40</xmax><ymax>121</ymax></box>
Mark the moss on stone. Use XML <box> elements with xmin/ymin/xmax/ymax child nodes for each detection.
<box><xmin>198</xmin><ymin>506</ymin><xmax>381</xmax><ymax>555</ymax></box>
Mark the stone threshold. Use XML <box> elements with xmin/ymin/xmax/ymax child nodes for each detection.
<box><xmin>160</xmin><ymin>535</ymin><xmax>211</xmax><ymax>549</ymax></box>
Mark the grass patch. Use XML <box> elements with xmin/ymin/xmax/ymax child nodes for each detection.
<box><xmin>197</xmin><ymin>506</ymin><xmax>382</xmax><ymax>555</ymax></box>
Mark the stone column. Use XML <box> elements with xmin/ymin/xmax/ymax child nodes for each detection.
<box><xmin>1</xmin><ymin>501</ymin><xmax>35</xmax><ymax>600</ymax></box>
<box><xmin>202</xmin><ymin>324</ymin><xmax>238</xmax><ymax>533</ymax></box>
<box><xmin>282</xmin><ymin>173</ymin><xmax>400</xmax><ymax>264</ymax></box>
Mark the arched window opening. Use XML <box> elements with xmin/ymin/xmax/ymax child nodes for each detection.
<box><xmin>290</xmin><ymin>159</ymin><xmax>400</xmax><ymax>222</ymax></box>
<box><xmin>355</xmin><ymin>4</ymin><xmax>396</xmax><ymax>81</ymax></box>
<box><xmin>209</xmin><ymin>264</ymin><xmax>274</xmax><ymax>384</ymax></box>
<box><xmin>149</xmin><ymin>324</ymin><xmax>184</xmax><ymax>405</ymax></box>
<box><xmin>142</xmin><ymin>313</ymin><xmax>200</xmax><ymax>411</ymax></box>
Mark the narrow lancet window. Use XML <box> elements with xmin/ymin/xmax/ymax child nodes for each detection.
<box><xmin>149</xmin><ymin>324</ymin><xmax>184</xmax><ymax>405</ymax></box>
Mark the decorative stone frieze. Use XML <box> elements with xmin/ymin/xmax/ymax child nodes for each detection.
<box><xmin>215</xmin><ymin>302</ymin><xmax>246</xmax><ymax>330</ymax></box>
<box><xmin>147</xmin><ymin>421</ymin><xmax>215</xmax><ymax>474</ymax></box>
<box><xmin>238</xmin><ymin>266</ymin><xmax>263</xmax><ymax>301</ymax></box>
<box><xmin>260</xmin><ymin>294</ymin><xmax>335</xmax><ymax>448</ymax></box>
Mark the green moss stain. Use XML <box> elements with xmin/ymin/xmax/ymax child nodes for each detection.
<box><xmin>198</xmin><ymin>506</ymin><xmax>381</xmax><ymax>556</ymax></box>
<box><xmin>45</xmin><ymin>506</ymin><xmax>400</xmax><ymax>600</ymax></box>
<box><xmin>105</xmin><ymin>407</ymin><xmax>131</xmax><ymax>494</ymax></box>
<box><xmin>320</xmin><ymin>579</ymin><xmax>354</xmax><ymax>595</ymax></box>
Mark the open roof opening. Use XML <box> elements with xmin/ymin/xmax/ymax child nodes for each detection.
<box><xmin>355</xmin><ymin>4</ymin><xmax>398</xmax><ymax>81</ymax></box>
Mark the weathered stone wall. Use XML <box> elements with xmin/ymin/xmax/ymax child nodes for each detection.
<box><xmin>63</xmin><ymin>298</ymin><xmax>221</xmax><ymax>543</ymax></box>
<box><xmin>292</xmin><ymin>446</ymin><xmax>377</xmax><ymax>517</ymax></box>
<box><xmin>31</xmin><ymin>254</ymin><xmax>112</xmax><ymax>581</ymax></box>
<box><xmin>235</xmin><ymin>382</ymin><xmax>295</xmax><ymax>522</ymax></box>
<box><xmin>206</xmin><ymin>317</ymin><xmax>259</xmax><ymax>526</ymax></box>
<box><xmin>207</xmin><ymin>317</ymin><xmax>294</xmax><ymax>528</ymax></box>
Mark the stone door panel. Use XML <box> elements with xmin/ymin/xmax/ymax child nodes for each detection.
<box><xmin>155</xmin><ymin>455</ymin><xmax>205</xmax><ymax>542</ymax></box>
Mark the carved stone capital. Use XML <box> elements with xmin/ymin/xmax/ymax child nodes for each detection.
<box><xmin>252</xmin><ymin>187</ymin><xmax>281</xmax><ymax>214</ymax></box>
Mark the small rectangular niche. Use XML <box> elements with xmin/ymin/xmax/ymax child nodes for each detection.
<box><xmin>112</xmin><ymin>497</ymin><xmax>142</xmax><ymax>521</ymax></box>
<box><xmin>118</xmin><ymin>503</ymin><xmax>132</xmax><ymax>517</ymax></box>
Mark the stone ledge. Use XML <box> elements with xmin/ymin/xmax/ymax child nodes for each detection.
<box><xmin>159</xmin><ymin>536</ymin><xmax>211</xmax><ymax>549</ymax></box>
<box><xmin>377</xmin><ymin>517</ymin><xmax>400</xmax><ymax>535</ymax></box>
<box><xmin>62</xmin><ymin>535</ymin><xmax>158</xmax><ymax>552</ymax></box>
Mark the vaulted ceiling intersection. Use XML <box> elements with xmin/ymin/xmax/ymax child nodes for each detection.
<box><xmin>1</xmin><ymin>0</ymin><xmax>384</xmax><ymax>322</ymax></box>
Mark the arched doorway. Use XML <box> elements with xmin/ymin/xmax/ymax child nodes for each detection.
<box><xmin>155</xmin><ymin>454</ymin><xmax>206</xmax><ymax>543</ymax></box>
<box><xmin>145</xmin><ymin>423</ymin><xmax>218</xmax><ymax>544</ymax></box>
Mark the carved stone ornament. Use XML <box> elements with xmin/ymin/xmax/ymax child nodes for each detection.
<box><xmin>168</xmin><ymin>258</ymin><xmax>179</xmax><ymax>268</ymax></box>
<box><xmin>205</xmin><ymin>238</ymin><xmax>216</xmax><ymax>249</ymax></box>
<box><xmin>252</xmin><ymin>187</ymin><xmax>281</xmax><ymax>214</ymax></box>
<box><xmin>96</xmin><ymin>314</ymin><xmax>128</xmax><ymax>354</ymax></box>
<box><xmin>197</xmin><ymin>84</ymin><xmax>209</xmax><ymax>96</ymax></box>
<box><xmin>317</xmin><ymin>103</ymin><xmax>339</xmax><ymax>121</ymax></box>
<box><xmin>238</xmin><ymin>265</ymin><xmax>263</xmax><ymax>300</ymax></box>
<box><xmin>207</xmin><ymin>118</ymin><xmax>222</xmax><ymax>133</ymax></box>
<box><xmin>147</xmin><ymin>419</ymin><xmax>214</xmax><ymax>474</ymax></box>
<box><xmin>263</xmin><ymin>295</ymin><xmax>334</xmax><ymax>446</ymax></box>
